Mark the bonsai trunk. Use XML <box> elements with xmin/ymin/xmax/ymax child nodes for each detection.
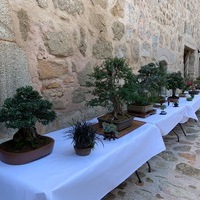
<box><xmin>171</xmin><ymin>89</ymin><xmax>177</xmax><ymax>98</ymax></box>
<box><xmin>111</xmin><ymin>97</ymin><xmax>124</xmax><ymax>118</ymax></box>
<box><xmin>13</xmin><ymin>127</ymin><xmax>39</xmax><ymax>143</ymax></box>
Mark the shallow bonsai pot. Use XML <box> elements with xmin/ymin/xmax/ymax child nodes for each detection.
<box><xmin>179</xmin><ymin>93</ymin><xmax>186</xmax><ymax>97</ymax></box>
<box><xmin>97</xmin><ymin>114</ymin><xmax>133</xmax><ymax>131</ymax></box>
<box><xmin>127</xmin><ymin>104</ymin><xmax>153</xmax><ymax>114</ymax></box>
<box><xmin>0</xmin><ymin>136</ymin><xmax>54</xmax><ymax>165</ymax></box>
<box><xmin>74</xmin><ymin>147</ymin><xmax>91</xmax><ymax>156</ymax></box>
<box><xmin>160</xmin><ymin>111</ymin><xmax>167</xmax><ymax>115</ymax></box>
<box><xmin>189</xmin><ymin>90</ymin><xmax>199</xmax><ymax>95</ymax></box>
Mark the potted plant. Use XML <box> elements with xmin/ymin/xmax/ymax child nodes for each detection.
<box><xmin>195</xmin><ymin>76</ymin><xmax>200</xmax><ymax>89</ymax></box>
<box><xmin>67</xmin><ymin>120</ymin><xmax>102</xmax><ymax>156</ymax></box>
<box><xmin>188</xmin><ymin>77</ymin><xmax>200</xmax><ymax>95</ymax></box>
<box><xmin>0</xmin><ymin>86</ymin><xmax>56</xmax><ymax>165</ymax></box>
<box><xmin>166</xmin><ymin>71</ymin><xmax>185</xmax><ymax>103</ymax></box>
<box><xmin>102</xmin><ymin>122</ymin><xmax>118</xmax><ymax>140</ymax></box>
<box><xmin>127</xmin><ymin>81</ymin><xmax>156</xmax><ymax>114</ymax></box>
<box><xmin>160</xmin><ymin>105</ymin><xmax>167</xmax><ymax>115</ymax></box>
<box><xmin>127</xmin><ymin>62</ymin><xmax>167</xmax><ymax>115</ymax></box>
<box><xmin>179</xmin><ymin>76</ymin><xmax>193</xmax><ymax>97</ymax></box>
<box><xmin>86</xmin><ymin>57</ymin><xmax>136</xmax><ymax>131</ymax></box>
<box><xmin>186</xmin><ymin>95</ymin><xmax>193</xmax><ymax>101</ymax></box>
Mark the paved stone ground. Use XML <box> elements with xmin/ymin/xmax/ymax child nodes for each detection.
<box><xmin>102</xmin><ymin>112</ymin><xmax>200</xmax><ymax>200</ymax></box>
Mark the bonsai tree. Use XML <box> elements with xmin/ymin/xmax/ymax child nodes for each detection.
<box><xmin>86</xmin><ymin>57</ymin><xmax>136</xmax><ymax>120</ymax></box>
<box><xmin>138</xmin><ymin>62</ymin><xmax>167</xmax><ymax>102</ymax></box>
<box><xmin>181</xmin><ymin>75</ymin><xmax>193</xmax><ymax>94</ymax></box>
<box><xmin>102</xmin><ymin>122</ymin><xmax>118</xmax><ymax>140</ymax></box>
<box><xmin>128</xmin><ymin>62</ymin><xmax>166</xmax><ymax>113</ymax></box>
<box><xmin>160</xmin><ymin>104</ymin><xmax>167</xmax><ymax>115</ymax></box>
<box><xmin>138</xmin><ymin>62</ymin><xmax>167</xmax><ymax>92</ymax></box>
<box><xmin>195</xmin><ymin>76</ymin><xmax>200</xmax><ymax>89</ymax></box>
<box><xmin>166</xmin><ymin>71</ymin><xmax>184</xmax><ymax>98</ymax></box>
<box><xmin>0</xmin><ymin>86</ymin><xmax>56</xmax><ymax>150</ymax></box>
<box><xmin>67</xmin><ymin>120</ymin><xmax>102</xmax><ymax>155</ymax></box>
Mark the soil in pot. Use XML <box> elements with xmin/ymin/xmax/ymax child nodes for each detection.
<box><xmin>0</xmin><ymin>135</ymin><xmax>54</xmax><ymax>165</ymax></box>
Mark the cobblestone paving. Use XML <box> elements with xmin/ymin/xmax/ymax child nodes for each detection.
<box><xmin>102</xmin><ymin>113</ymin><xmax>200</xmax><ymax>200</ymax></box>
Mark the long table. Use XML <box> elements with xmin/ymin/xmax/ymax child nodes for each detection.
<box><xmin>135</xmin><ymin>94</ymin><xmax>200</xmax><ymax>136</ymax></box>
<box><xmin>0</xmin><ymin>121</ymin><xmax>165</xmax><ymax>200</ymax></box>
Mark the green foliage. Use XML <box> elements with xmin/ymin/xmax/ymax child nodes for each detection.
<box><xmin>138</xmin><ymin>62</ymin><xmax>167</xmax><ymax>93</ymax></box>
<box><xmin>0</xmin><ymin>86</ymin><xmax>56</xmax><ymax>129</ymax></box>
<box><xmin>166</xmin><ymin>71</ymin><xmax>184</xmax><ymax>91</ymax></box>
<box><xmin>195</xmin><ymin>76</ymin><xmax>200</xmax><ymax>84</ymax></box>
<box><xmin>182</xmin><ymin>75</ymin><xmax>193</xmax><ymax>93</ymax></box>
<box><xmin>102</xmin><ymin>122</ymin><xmax>118</xmax><ymax>135</ymax></box>
<box><xmin>127</xmin><ymin>62</ymin><xmax>167</xmax><ymax>106</ymax></box>
<box><xmin>86</xmin><ymin>57</ymin><xmax>136</xmax><ymax>116</ymax></box>
<box><xmin>67</xmin><ymin>120</ymin><xmax>99</xmax><ymax>149</ymax></box>
<box><xmin>160</xmin><ymin>105</ymin><xmax>166</xmax><ymax>111</ymax></box>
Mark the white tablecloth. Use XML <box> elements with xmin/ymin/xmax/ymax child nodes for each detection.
<box><xmin>178</xmin><ymin>94</ymin><xmax>200</xmax><ymax>123</ymax></box>
<box><xmin>0</xmin><ymin>122</ymin><xmax>165</xmax><ymax>200</ymax></box>
<box><xmin>135</xmin><ymin>96</ymin><xmax>200</xmax><ymax>136</ymax></box>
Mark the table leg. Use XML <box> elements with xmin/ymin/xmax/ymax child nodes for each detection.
<box><xmin>173</xmin><ymin>130</ymin><xmax>179</xmax><ymax>142</ymax></box>
<box><xmin>146</xmin><ymin>161</ymin><xmax>151</xmax><ymax>173</ymax></box>
<box><xmin>135</xmin><ymin>170</ymin><xmax>142</xmax><ymax>183</ymax></box>
<box><xmin>179</xmin><ymin>123</ymin><xmax>187</xmax><ymax>136</ymax></box>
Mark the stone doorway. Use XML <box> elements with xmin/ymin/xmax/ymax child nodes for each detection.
<box><xmin>184</xmin><ymin>46</ymin><xmax>195</xmax><ymax>78</ymax></box>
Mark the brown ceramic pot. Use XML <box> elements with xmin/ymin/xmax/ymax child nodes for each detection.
<box><xmin>0</xmin><ymin>136</ymin><xmax>54</xmax><ymax>165</ymax></box>
<box><xmin>74</xmin><ymin>147</ymin><xmax>91</xmax><ymax>156</ymax></box>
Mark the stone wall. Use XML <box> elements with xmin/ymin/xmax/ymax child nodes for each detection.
<box><xmin>1</xmin><ymin>0</ymin><xmax>200</xmax><ymax>136</ymax></box>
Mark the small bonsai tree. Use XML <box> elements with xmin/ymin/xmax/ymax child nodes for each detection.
<box><xmin>102</xmin><ymin>122</ymin><xmax>118</xmax><ymax>140</ymax></box>
<box><xmin>86</xmin><ymin>57</ymin><xmax>136</xmax><ymax>119</ymax></box>
<box><xmin>166</xmin><ymin>71</ymin><xmax>184</xmax><ymax>98</ymax></box>
<box><xmin>181</xmin><ymin>75</ymin><xmax>193</xmax><ymax>94</ymax></box>
<box><xmin>0</xmin><ymin>86</ymin><xmax>56</xmax><ymax>149</ymax></box>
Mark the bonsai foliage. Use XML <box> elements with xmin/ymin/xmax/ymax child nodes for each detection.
<box><xmin>0</xmin><ymin>86</ymin><xmax>56</xmax><ymax>144</ymax></box>
<box><xmin>182</xmin><ymin>75</ymin><xmax>193</xmax><ymax>93</ymax></box>
<box><xmin>127</xmin><ymin>62</ymin><xmax>167</xmax><ymax>106</ymax></box>
<box><xmin>67</xmin><ymin>120</ymin><xmax>100</xmax><ymax>149</ymax></box>
<box><xmin>166</xmin><ymin>71</ymin><xmax>184</xmax><ymax>97</ymax></box>
<box><xmin>138</xmin><ymin>62</ymin><xmax>167</xmax><ymax>92</ymax></box>
<box><xmin>102</xmin><ymin>122</ymin><xmax>118</xmax><ymax>135</ymax></box>
<box><xmin>86</xmin><ymin>57</ymin><xmax>136</xmax><ymax>118</ymax></box>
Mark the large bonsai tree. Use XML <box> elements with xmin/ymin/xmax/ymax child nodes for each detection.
<box><xmin>128</xmin><ymin>62</ymin><xmax>167</xmax><ymax>106</ymax></box>
<box><xmin>166</xmin><ymin>71</ymin><xmax>184</xmax><ymax>98</ymax></box>
<box><xmin>86</xmin><ymin>57</ymin><xmax>136</xmax><ymax>119</ymax></box>
<box><xmin>0</xmin><ymin>86</ymin><xmax>56</xmax><ymax>146</ymax></box>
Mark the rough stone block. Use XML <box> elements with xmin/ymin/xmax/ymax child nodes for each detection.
<box><xmin>38</xmin><ymin>60</ymin><xmax>68</xmax><ymax>79</ymax></box>
<box><xmin>90</xmin><ymin>0</ymin><xmax>107</xmax><ymax>9</ymax></box>
<box><xmin>52</xmin><ymin>0</ymin><xmax>84</xmax><ymax>15</ymax></box>
<box><xmin>44</xmin><ymin>31</ymin><xmax>74</xmax><ymax>57</ymax></box>
<box><xmin>92</xmin><ymin>38</ymin><xmax>113</xmax><ymax>59</ymax></box>
<box><xmin>89</xmin><ymin>12</ymin><xmax>107</xmax><ymax>33</ymax></box>
<box><xmin>111</xmin><ymin>0</ymin><xmax>124</xmax><ymax>18</ymax></box>
<box><xmin>36</xmin><ymin>0</ymin><xmax>48</xmax><ymax>8</ymax></box>
<box><xmin>112</xmin><ymin>21</ymin><xmax>125</xmax><ymax>41</ymax></box>
<box><xmin>72</xmin><ymin>88</ymin><xmax>86</xmax><ymax>103</ymax></box>
<box><xmin>78</xmin><ymin>62</ymin><xmax>92</xmax><ymax>86</ymax></box>
<box><xmin>0</xmin><ymin>0</ymin><xmax>15</xmax><ymax>40</ymax></box>
<box><xmin>17</xmin><ymin>9</ymin><xmax>30</xmax><ymax>41</ymax></box>
<box><xmin>0</xmin><ymin>42</ymin><xmax>32</xmax><ymax>106</ymax></box>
